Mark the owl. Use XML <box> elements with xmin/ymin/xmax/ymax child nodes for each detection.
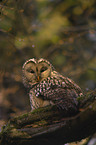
<box><xmin>22</xmin><ymin>58</ymin><xmax>83</xmax><ymax>114</ymax></box>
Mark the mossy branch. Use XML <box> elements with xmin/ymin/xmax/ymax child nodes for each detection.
<box><xmin>0</xmin><ymin>89</ymin><xmax>96</xmax><ymax>145</ymax></box>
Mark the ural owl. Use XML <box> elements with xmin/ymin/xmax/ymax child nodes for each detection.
<box><xmin>22</xmin><ymin>58</ymin><xmax>83</xmax><ymax>114</ymax></box>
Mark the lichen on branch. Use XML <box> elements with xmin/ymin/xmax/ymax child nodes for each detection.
<box><xmin>0</xmin><ymin>89</ymin><xmax>96</xmax><ymax>145</ymax></box>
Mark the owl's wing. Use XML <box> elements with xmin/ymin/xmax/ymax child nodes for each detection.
<box><xmin>40</xmin><ymin>85</ymin><xmax>79</xmax><ymax>113</ymax></box>
<box><xmin>33</xmin><ymin>75</ymin><xmax>83</xmax><ymax>113</ymax></box>
<box><xmin>52</xmin><ymin>71</ymin><xmax>83</xmax><ymax>96</ymax></box>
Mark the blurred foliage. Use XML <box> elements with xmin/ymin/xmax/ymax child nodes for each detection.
<box><xmin>0</xmin><ymin>1</ymin><xmax>96</xmax><ymax>144</ymax></box>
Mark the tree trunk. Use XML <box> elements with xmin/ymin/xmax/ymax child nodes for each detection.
<box><xmin>0</xmin><ymin>89</ymin><xmax>96</xmax><ymax>145</ymax></box>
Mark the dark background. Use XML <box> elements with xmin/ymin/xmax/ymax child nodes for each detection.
<box><xmin>0</xmin><ymin>0</ymin><xmax>96</xmax><ymax>144</ymax></box>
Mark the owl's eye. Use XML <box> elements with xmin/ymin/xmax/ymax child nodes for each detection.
<box><xmin>27</xmin><ymin>69</ymin><xmax>35</xmax><ymax>73</ymax></box>
<box><xmin>40</xmin><ymin>67</ymin><xmax>48</xmax><ymax>73</ymax></box>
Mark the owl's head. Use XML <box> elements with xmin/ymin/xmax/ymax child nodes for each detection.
<box><xmin>22</xmin><ymin>58</ymin><xmax>54</xmax><ymax>88</ymax></box>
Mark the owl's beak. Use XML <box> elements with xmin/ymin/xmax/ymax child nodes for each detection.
<box><xmin>37</xmin><ymin>75</ymin><xmax>40</xmax><ymax>81</ymax></box>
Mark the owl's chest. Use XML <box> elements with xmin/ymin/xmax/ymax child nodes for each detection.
<box><xmin>32</xmin><ymin>77</ymin><xmax>65</xmax><ymax>98</ymax></box>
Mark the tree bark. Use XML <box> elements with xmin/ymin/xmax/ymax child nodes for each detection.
<box><xmin>0</xmin><ymin>89</ymin><xmax>96</xmax><ymax>145</ymax></box>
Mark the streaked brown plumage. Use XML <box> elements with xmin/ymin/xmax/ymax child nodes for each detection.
<box><xmin>22</xmin><ymin>58</ymin><xmax>83</xmax><ymax>114</ymax></box>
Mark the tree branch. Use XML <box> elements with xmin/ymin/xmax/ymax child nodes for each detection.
<box><xmin>0</xmin><ymin>89</ymin><xmax>96</xmax><ymax>145</ymax></box>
